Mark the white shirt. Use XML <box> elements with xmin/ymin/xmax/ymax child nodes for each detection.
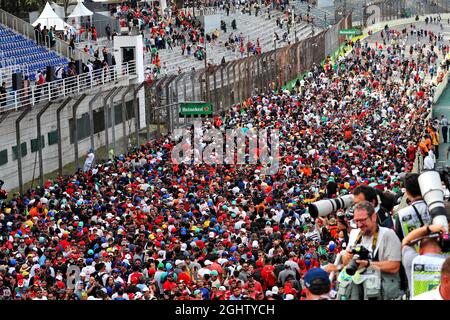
<box><xmin>412</xmin><ymin>286</ymin><xmax>444</xmax><ymax>300</ymax></box>
<box><xmin>423</xmin><ymin>155</ymin><xmax>434</xmax><ymax>169</ymax></box>
<box><xmin>85</xmin><ymin>152</ymin><xmax>95</xmax><ymax>166</ymax></box>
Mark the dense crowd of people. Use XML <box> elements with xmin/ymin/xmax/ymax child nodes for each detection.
<box><xmin>1</xmin><ymin>20</ymin><xmax>450</xmax><ymax>300</ymax></box>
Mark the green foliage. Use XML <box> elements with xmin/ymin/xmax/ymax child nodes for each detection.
<box><xmin>0</xmin><ymin>0</ymin><xmax>47</xmax><ymax>18</ymax></box>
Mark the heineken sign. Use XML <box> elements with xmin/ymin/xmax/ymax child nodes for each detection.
<box><xmin>179</xmin><ymin>102</ymin><xmax>213</xmax><ymax>116</ymax></box>
<box><xmin>339</xmin><ymin>28</ymin><xmax>362</xmax><ymax>35</ymax></box>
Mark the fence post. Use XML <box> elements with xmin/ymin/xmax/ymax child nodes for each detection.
<box><xmin>72</xmin><ymin>94</ymin><xmax>87</xmax><ymax>171</ymax></box>
<box><xmin>88</xmin><ymin>91</ymin><xmax>103</xmax><ymax>151</ymax></box>
<box><xmin>183</xmin><ymin>75</ymin><xmax>187</xmax><ymax>102</ymax></box>
<box><xmin>31</xmin><ymin>85</ymin><xmax>35</xmax><ymax>106</ymax></box>
<box><xmin>220</xmin><ymin>66</ymin><xmax>225</xmax><ymax>112</ymax></box>
<box><xmin>133</xmin><ymin>82</ymin><xmax>145</xmax><ymax>148</ymax></box>
<box><xmin>16</xmin><ymin>106</ymin><xmax>32</xmax><ymax>194</ymax></box>
<box><xmin>103</xmin><ymin>88</ymin><xmax>117</xmax><ymax>157</ymax></box>
<box><xmin>165</xmin><ymin>78</ymin><xmax>173</xmax><ymax>133</ymax></box>
<box><xmin>109</xmin><ymin>87</ymin><xmax>123</xmax><ymax>157</ymax></box>
<box><xmin>120</xmin><ymin>85</ymin><xmax>133</xmax><ymax>154</ymax></box>
<box><xmin>56</xmin><ymin>98</ymin><xmax>72</xmax><ymax>177</ymax></box>
<box><xmin>14</xmin><ymin>91</ymin><xmax>18</xmax><ymax>110</ymax></box>
<box><xmin>36</xmin><ymin>102</ymin><xmax>53</xmax><ymax>187</ymax></box>
<box><xmin>191</xmin><ymin>72</ymin><xmax>196</xmax><ymax>101</ymax></box>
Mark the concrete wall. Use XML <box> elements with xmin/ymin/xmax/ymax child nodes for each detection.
<box><xmin>113</xmin><ymin>35</ymin><xmax>146</xmax><ymax>129</ymax></box>
<box><xmin>198</xmin><ymin>15</ymin><xmax>222</xmax><ymax>33</ymax></box>
<box><xmin>0</xmin><ymin>79</ymin><xmax>140</xmax><ymax>191</ymax></box>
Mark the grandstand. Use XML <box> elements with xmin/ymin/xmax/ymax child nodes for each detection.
<box><xmin>0</xmin><ymin>23</ymin><xmax>69</xmax><ymax>84</ymax></box>
<box><xmin>150</xmin><ymin>8</ymin><xmax>317</xmax><ymax>75</ymax></box>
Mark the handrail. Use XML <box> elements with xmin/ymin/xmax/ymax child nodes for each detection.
<box><xmin>0</xmin><ymin>60</ymin><xmax>137</xmax><ymax>113</ymax></box>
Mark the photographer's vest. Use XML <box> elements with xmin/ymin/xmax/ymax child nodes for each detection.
<box><xmin>398</xmin><ymin>200</ymin><xmax>431</xmax><ymax>239</ymax></box>
<box><xmin>411</xmin><ymin>254</ymin><xmax>445</xmax><ymax>298</ymax></box>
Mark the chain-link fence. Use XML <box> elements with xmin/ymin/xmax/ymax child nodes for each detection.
<box><xmin>336</xmin><ymin>0</ymin><xmax>450</xmax><ymax>27</ymax></box>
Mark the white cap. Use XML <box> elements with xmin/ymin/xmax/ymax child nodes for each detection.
<box><xmin>265</xmin><ymin>290</ymin><xmax>273</xmax><ymax>296</ymax></box>
<box><xmin>252</xmin><ymin>240</ymin><xmax>259</xmax><ymax>248</ymax></box>
<box><xmin>219</xmin><ymin>286</ymin><xmax>226</xmax><ymax>291</ymax></box>
<box><xmin>285</xmin><ymin>294</ymin><xmax>294</xmax><ymax>300</ymax></box>
<box><xmin>175</xmin><ymin>259</ymin><xmax>184</xmax><ymax>266</ymax></box>
<box><xmin>204</xmin><ymin>260</ymin><xmax>213</xmax><ymax>266</ymax></box>
<box><xmin>272</xmin><ymin>286</ymin><xmax>279</xmax><ymax>295</ymax></box>
<box><xmin>209</xmin><ymin>232</ymin><xmax>215</xmax><ymax>238</ymax></box>
<box><xmin>181</xmin><ymin>243</ymin><xmax>187</xmax><ymax>251</ymax></box>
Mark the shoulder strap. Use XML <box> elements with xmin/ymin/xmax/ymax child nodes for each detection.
<box><xmin>411</xmin><ymin>202</ymin><xmax>425</xmax><ymax>227</ymax></box>
<box><xmin>355</xmin><ymin>227</ymin><xmax>379</xmax><ymax>260</ymax></box>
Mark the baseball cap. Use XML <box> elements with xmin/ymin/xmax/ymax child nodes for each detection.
<box><xmin>271</xmin><ymin>286</ymin><xmax>279</xmax><ymax>295</ymax></box>
<box><xmin>304</xmin><ymin>268</ymin><xmax>331</xmax><ymax>289</ymax></box>
<box><xmin>210</xmin><ymin>270</ymin><xmax>218</xmax><ymax>276</ymax></box>
<box><xmin>285</xmin><ymin>294</ymin><xmax>295</xmax><ymax>300</ymax></box>
<box><xmin>204</xmin><ymin>260</ymin><xmax>213</xmax><ymax>266</ymax></box>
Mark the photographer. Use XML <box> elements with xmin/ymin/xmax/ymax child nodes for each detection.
<box><xmin>353</xmin><ymin>185</ymin><xmax>394</xmax><ymax>229</ymax></box>
<box><xmin>339</xmin><ymin>201</ymin><xmax>402</xmax><ymax>300</ymax></box>
<box><xmin>401</xmin><ymin>224</ymin><xmax>447</xmax><ymax>299</ymax></box>
<box><xmin>395</xmin><ymin>174</ymin><xmax>431</xmax><ymax>241</ymax></box>
<box><xmin>413</xmin><ymin>256</ymin><xmax>450</xmax><ymax>300</ymax></box>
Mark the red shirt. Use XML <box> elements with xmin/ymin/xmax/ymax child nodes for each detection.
<box><xmin>177</xmin><ymin>272</ymin><xmax>191</xmax><ymax>285</ymax></box>
<box><xmin>163</xmin><ymin>280</ymin><xmax>177</xmax><ymax>292</ymax></box>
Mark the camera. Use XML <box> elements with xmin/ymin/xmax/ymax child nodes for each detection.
<box><xmin>418</xmin><ymin>170</ymin><xmax>449</xmax><ymax>234</ymax></box>
<box><xmin>309</xmin><ymin>195</ymin><xmax>354</xmax><ymax>218</ymax></box>
<box><xmin>346</xmin><ymin>245</ymin><xmax>371</xmax><ymax>276</ymax></box>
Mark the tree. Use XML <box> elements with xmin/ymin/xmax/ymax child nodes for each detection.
<box><xmin>58</xmin><ymin>0</ymin><xmax>72</xmax><ymax>18</ymax></box>
<box><xmin>0</xmin><ymin>0</ymin><xmax>47</xmax><ymax>20</ymax></box>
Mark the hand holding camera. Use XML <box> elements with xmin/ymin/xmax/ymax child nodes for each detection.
<box><xmin>346</xmin><ymin>245</ymin><xmax>371</xmax><ymax>276</ymax></box>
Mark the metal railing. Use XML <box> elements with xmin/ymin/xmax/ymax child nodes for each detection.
<box><xmin>0</xmin><ymin>8</ymin><xmax>89</xmax><ymax>63</ymax></box>
<box><xmin>0</xmin><ymin>64</ymin><xmax>28</xmax><ymax>88</ymax></box>
<box><xmin>0</xmin><ymin>60</ymin><xmax>136</xmax><ymax>113</ymax></box>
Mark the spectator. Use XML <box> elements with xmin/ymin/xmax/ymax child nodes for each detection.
<box><xmin>105</xmin><ymin>24</ymin><xmax>112</xmax><ymax>41</ymax></box>
<box><xmin>423</xmin><ymin>151</ymin><xmax>434</xmax><ymax>169</ymax></box>
<box><xmin>303</xmin><ymin>268</ymin><xmax>332</xmax><ymax>300</ymax></box>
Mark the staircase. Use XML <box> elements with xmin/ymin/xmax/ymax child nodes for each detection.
<box><xmin>148</xmin><ymin>9</ymin><xmax>316</xmax><ymax>75</ymax></box>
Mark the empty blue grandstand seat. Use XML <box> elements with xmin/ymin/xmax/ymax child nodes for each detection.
<box><xmin>0</xmin><ymin>23</ymin><xmax>70</xmax><ymax>85</ymax></box>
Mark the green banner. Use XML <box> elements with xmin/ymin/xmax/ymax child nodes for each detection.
<box><xmin>339</xmin><ymin>28</ymin><xmax>362</xmax><ymax>36</ymax></box>
<box><xmin>179</xmin><ymin>102</ymin><xmax>213</xmax><ymax>116</ymax></box>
